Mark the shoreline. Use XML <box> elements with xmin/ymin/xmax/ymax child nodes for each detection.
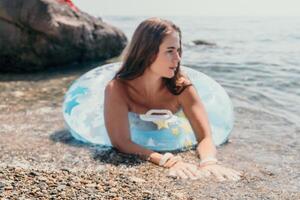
<box><xmin>0</xmin><ymin>68</ymin><xmax>299</xmax><ymax>199</ymax></box>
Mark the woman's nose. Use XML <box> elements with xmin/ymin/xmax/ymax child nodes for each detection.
<box><xmin>173</xmin><ymin>52</ymin><xmax>181</xmax><ymax>62</ymax></box>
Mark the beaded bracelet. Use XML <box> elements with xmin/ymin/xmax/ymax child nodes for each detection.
<box><xmin>200</xmin><ymin>156</ymin><xmax>218</xmax><ymax>165</ymax></box>
<box><xmin>159</xmin><ymin>153</ymin><xmax>174</xmax><ymax>166</ymax></box>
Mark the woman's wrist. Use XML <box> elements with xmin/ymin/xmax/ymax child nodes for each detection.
<box><xmin>146</xmin><ymin>152</ymin><xmax>163</xmax><ymax>165</ymax></box>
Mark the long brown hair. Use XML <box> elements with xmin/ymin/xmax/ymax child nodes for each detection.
<box><xmin>115</xmin><ymin>17</ymin><xmax>191</xmax><ymax>95</ymax></box>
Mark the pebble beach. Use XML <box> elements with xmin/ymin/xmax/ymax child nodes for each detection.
<box><xmin>0</xmin><ymin>61</ymin><xmax>299</xmax><ymax>199</ymax></box>
<box><xmin>1</xmin><ymin>2</ymin><xmax>300</xmax><ymax>196</ymax></box>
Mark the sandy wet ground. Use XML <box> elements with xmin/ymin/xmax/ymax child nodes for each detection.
<box><xmin>0</xmin><ymin>63</ymin><xmax>299</xmax><ymax>199</ymax></box>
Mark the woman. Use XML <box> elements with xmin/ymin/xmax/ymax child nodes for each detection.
<box><xmin>104</xmin><ymin>18</ymin><xmax>241</xmax><ymax>180</ymax></box>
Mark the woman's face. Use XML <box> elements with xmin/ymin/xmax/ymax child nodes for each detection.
<box><xmin>148</xmin><ymin>31</ymin><xmax>181</xmax><ymax>78</ymax></box>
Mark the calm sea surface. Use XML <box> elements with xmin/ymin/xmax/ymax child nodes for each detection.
<box><xmin>103</xmin><ymin>16</ymin><xmax>300</xmax><ymax>126</ymax></box>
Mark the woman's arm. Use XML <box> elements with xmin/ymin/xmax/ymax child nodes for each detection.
<box><xmin>104</xmin><ymin>80</ymin><xmax>163</xmax><ymax>165</ymax></box>
<box><xmin>104</xmin><ymin>80</ymin><xmax>218</xmax><ymax>180</ymax></box>
<box><xmin>178</xmin><ymin>85</ymin><xmax>242</xmax><ymax>181</ymax></box>
<box><xmin>178</xmin><ymin>85</ymin><xmax>217</xmax><ymax>161</ymax></box>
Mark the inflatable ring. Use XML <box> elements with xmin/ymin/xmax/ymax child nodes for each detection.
<box><xmin>63</xmin><ymin>62</ymin><xmax>234</xmax><ymax>151</ymax></box>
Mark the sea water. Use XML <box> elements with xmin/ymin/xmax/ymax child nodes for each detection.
<box><xmin>102</xmin><ymin>16</ymin><xmax>300</xmax><ymax>126</ymax></box>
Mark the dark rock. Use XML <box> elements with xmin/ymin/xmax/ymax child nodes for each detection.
<box><xmin>0</xmin><ymin>0</ymin><xmax>127</xmax><ymax>72</ymax></box>
<box><xmin>192</xmin><ymin>39</ymin><xmax>216</xmax><ymax>46</ymax></box>
<box><xmin>29</xmin><ymin>171</ymin><xmax>39</xmax><ymax>176</ymax></box>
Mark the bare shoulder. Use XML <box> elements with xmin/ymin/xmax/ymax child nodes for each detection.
<box><xmin>177</xmin><ymin>84</ymin><xmax>199</xmax><ymax>104</ymax></box>
<box><xmin>105</xmin><ymin>79</ymin><xmax>123</xmax><ymax>91</ymax></box>
<box><xmin>105</xmin><ymin>79</ymin><xmax>126</xmax><ymax>97</ymax></box>
<box><xmin>105</xmin><ymin>79</ymin><xmax>128</xmax><ymax>105</ymax></box>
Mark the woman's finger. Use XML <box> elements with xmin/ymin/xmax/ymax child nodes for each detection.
<box><xmin>197</xmin><ymin>168</ymin><xmax>211</xmax><ymax>178</ymax></box>
<box><xmin>164</xmin><ymin>156</ymin><xmax>182</xmax><ymax>168</ymax></box>
<box><xmin>214</xmin><ymin>166</ymin><xmax>241</xmax><ymax>181</ymax></box>
<box><xmin>220</xmin><ymin>167</ymin><xmax>242</xmax><ymax>181</ymax></box>
<box><xmin>227</xmin><ymin>170</ymin><xmax>242</xmax><ymax>181</ymax></box>
<box><xmin>164</xmin><ymin>159</ymin><xmax>178</xmax><ymax>168</ymax></box>
<box><xmin>176</xmin><ymin>169</ymin><xmax>189</xmax><ymax>179</ymax></box>
<box><xmin>186</xmin><ymin>164</ymin><xmax>199</xmax><ymax>177</ymax></box>
<box><xmin>231</xmin><ymin>169</ymin><xmax>243</xmax><ymax>177</ymax></box>
<box><xmin>201</xmin><ymin>168</ymin><xmax>212</xmax><ymax>177</ymax></box>
<box><xmin>207</xmin><ymin>167</ymin><xmax>226</xmax><ymax>181</ymax></box>
<box><xmin>221</xmin><ymin>169</ymin><xmax>238</xmax><ymax>181</ymax></box>
<box><xmin>167</xmin><ymin>169</ymin><xmax>177</xmax><ymax>178</ymax></box>
<box><xmin>182</xmin><ymin>166</ymin><xmax>197</xmax><ymax>180</ymax></box>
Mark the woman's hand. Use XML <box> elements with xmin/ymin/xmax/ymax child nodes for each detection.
<box><xmin>167</xmin><ymin>161</ymin><xmax>200</xmax><ymax>180</ymax></box>
<box><xmin>198</xmin><ymin>163</ymin><xmax>242</xmax><ymax>181</ymax></box>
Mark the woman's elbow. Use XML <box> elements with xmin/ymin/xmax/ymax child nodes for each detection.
<box><xmin>111</xmin><ymin>140</ymin><xmax>132</xmax><ymax>153</ymax></box>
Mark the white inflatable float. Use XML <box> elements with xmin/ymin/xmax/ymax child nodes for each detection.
<box><xmin>63</xmin><ymin>62</ymin><xmax>234</xmax><ymax>151</ymax></box>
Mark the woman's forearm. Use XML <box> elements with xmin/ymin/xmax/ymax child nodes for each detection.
<box><xmin>114</xmin><ymin>141</ymin><xmax>163</xmax><ymax>165</ymax></box>
<box><xmin>196</xmin><ymin>136</ymin><xmax>217</xmax><ymax>160</ymax></box>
